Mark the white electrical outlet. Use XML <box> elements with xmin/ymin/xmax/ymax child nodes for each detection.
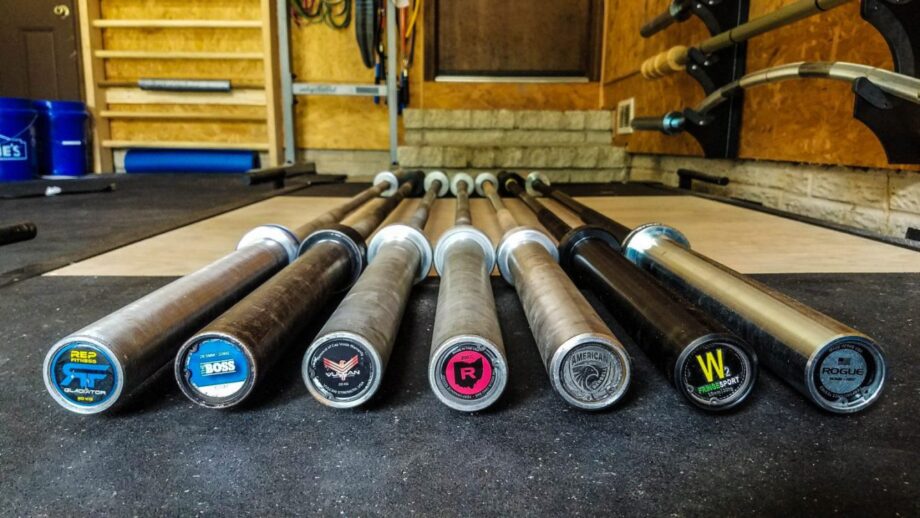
<box><xmin>616</xmin><ymin>98</ymin><xmax>636</xmax><ymax>135</ymax></box>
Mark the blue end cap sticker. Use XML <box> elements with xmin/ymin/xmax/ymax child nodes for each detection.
<box><xmin>50</xmin><ymin>342</ymin><xmax>118</xmax><ymax>407</ymax></box>
<box><xmin>183</xmin><ymin>339</ymin><xmax>250</xmax><ymax>399</ymax></box>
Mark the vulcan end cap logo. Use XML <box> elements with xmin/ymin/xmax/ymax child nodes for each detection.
<box><xmin>323</xmin><ymin>355</ymin><xmax>360</xmax><ymax>381</ymax></box>
<box><xmin>308</xmin><ymin>340</ymin><xmax>375</xmax><ymax>401</ymax></box>
<box><xmin>61</xmin><ymin>364</ymin><xmax>110</xmax><ymax>388</ymax></box>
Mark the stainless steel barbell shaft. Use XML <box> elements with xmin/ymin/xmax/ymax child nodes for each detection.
<box><xmin>173</xmin><ymin>173</ymin><xmax>423</xmax><ymax>409</ymax></box>
<box><xmin>505</xmin><ymin>172</ymin><xmax>757</xmax><ymax>411</ymax></box>
<box><xmin>527</xmin><ymin>173</ymin><xmax>886</xmax><ymax>413</ymax></box>
<box><xmin>302</xmin><ymin>172</ymin><xmax>449</xmax><ymax>408</ymax></box>
<box><xmin>481</xmin><ymin>174</ymin><xmax>631</xmax><ymax>410</ymax></box>
<box><xmin>43</xmin><ymin>171</ymin><xmax>411</xmax><ymax>415</ymax></box>
<box><xmin>428</xmin><ymin>173</ymin><xmax>507</xmax><ymax>411</ymax></box>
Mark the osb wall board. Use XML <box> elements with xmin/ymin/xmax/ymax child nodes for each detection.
<box><xmin>419</xmin><ymin>82</ymin><xmax>602</xmax><ymax>110</ymax></box>
<box><xmin>109</xmin><ymin>120</ymin><xmax>267</xmax><ymax>143</ymax></box>
<box><xmin>604</xmin><ymin>0</ymin><xmax>915</xmax><ymax>170</ymax></box>
<box><xmin>291</xmin><ymin>19</ymin><xmax>391</xmax><ymax>150</ymax></box>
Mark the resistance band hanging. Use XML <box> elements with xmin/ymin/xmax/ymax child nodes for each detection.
<box><xmin>291</xmin><ymin>0</ymin><xmax>352</xmax><ymax>29</ymax></box>
<box><xmin>356</xmin><ymin>0</ymin><xmax>418</xmax><ymax>112</ymax></box>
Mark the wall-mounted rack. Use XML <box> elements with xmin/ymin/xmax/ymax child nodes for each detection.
<box><xmin>77</xmin><ymin>0</ymin><xmax>284</xmax><ymax>172</ymax></box>
<box><xmin>276</xmin><ymin>0</ymin><xmax>399</xmax><ymax>165</ymax></box>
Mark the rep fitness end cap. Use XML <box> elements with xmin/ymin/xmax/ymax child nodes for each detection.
<box><xmin>430</xmin><ymin>337</ymin><xmax>507</xmax><ymax>412</ymax></box>
<box><xmin>175</xmin><ymin>336</ymin><xmax>255</xmax><ymax>409</ymax></box>
<box><xmin>303</xmin><ymin>333</ymin><xmax>381</xmax><ymax>409</ymax></box>
<box><xmin>676</xmin><ymin>338</ymin><xmax>757</xmax><ymax>411</ymax></box>
<box><xmin>807</xmin><ymin>337</ymin><xmax>886</xmax><ymax>414</ymax></box>
<box><xmin>44</xmin><ymin>340</ymin><xmax>124</xmax><ymax>414</ymax></box>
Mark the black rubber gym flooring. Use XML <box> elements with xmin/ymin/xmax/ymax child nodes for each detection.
<box><xmin>1</xmin><ymin>273</ymin><xmax>917</xmax><ymax>515</ymax></box>
<box><xmin>0</xmin><ymin>174</ymin><xmax>316</xmax><ymax>287</ymax></box>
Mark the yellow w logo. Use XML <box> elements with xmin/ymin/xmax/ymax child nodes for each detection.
<box><xmin>696</xmin><ymin>349</ymin><xmax>725</xmax><ymax>383</ymax></box>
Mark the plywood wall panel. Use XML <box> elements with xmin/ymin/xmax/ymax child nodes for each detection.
<box><xmin>420</xmin><ymin>82</ymin><xmax>601</xmax><ymax>110</ymax></box>
<box><xmin>102</xmin><ymin>0</ymin><xmax>261</xmax><ymax>20</ymax></box>
<box><xmin>109</xmin><ymin>119</ymin><xmax>267</xmax><ymax>143</ymax></box>
<box><xmin>603</xmin><ymin>0</ymin><xmax>914</xmax><ymax>169</ymax></box>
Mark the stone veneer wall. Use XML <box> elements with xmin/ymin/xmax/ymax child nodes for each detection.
<box><xmin>398</xmin><ymin>109</ymin><xmax>628</xmax><ymax>182</ymax></box>
<box><xmin>630</xmin><ymin>155</ymin><xmax>920</xmax><ymax>239</ymax></box>
<box><xmin>393</xmin><ymin>109</ymin><xmax>919</xmax><ymax>239</ymax></box>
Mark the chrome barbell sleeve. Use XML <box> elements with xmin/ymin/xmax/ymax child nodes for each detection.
<box><xmin>428</xmin><ymin>173</ymin><xmax>507</xmax><ymax>411</ymax></box>
<box><xmin>622</xmin><ymin>225</ymin><xmax>886</xmax><ymax>413</ymax></box>
<box><xmin>480</xmin><ymin>175</ymin><xmax>631</xmax><ymax>410</ymax></box>
<box><xmin>172</xmin><ymin>176</ymin><xmax>421</xmax><ymax>409</ymax></box>
<box><xmin>42</xmin><ymin>172</ymin><xmax>415</xmax><ymax>415</ymax></box>
<box><xmin>302</xmin><ymin>172</ymin><xmax>448</xmax><ymax>408</ymax></box>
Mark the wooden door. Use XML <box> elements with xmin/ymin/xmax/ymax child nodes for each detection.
<box><xmin>0</xmin><ymin>0</ymin><xmax>82</xmax><ymax>100</ymax></box>
<box><xmin>426</xmin><ymin>0</ymin><xmax>603</xmax><ymax>80</ymax></box>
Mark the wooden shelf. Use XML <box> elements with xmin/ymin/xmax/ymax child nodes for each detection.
<box><xmin>93</xmin><ymin>19</ymin><xmax>262</xmax><ymax>29</ymax></box>
<box><xmin>102</xmin><ymin>140</ymin><xmax>269</xmax><ymax>151</ymax></box>
<box><xmin>101</xmin><ymin>111</ymin><xmax>267</xmax><ymax>122</ymax></box>
<box><xmin>78</xmin><ymin>0</ymin><xmax>284</xmax><ymax>172</ymax></box>
<box><xmin>99</xmin><ymin>80</ymin><xmax>265</xmax><ymax>89</ymax></box>
<box><xmin>95</xmin><ymin>50</ymin><xmax>264</xmax><ymax>60</ymax></box>
<box><xmin>105</xmin><ymin>87</ymin><xmax>266</xmax><ymax>106</ymax></box>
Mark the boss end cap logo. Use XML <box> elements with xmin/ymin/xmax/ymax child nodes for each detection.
<box><xmin>559</xmin><ymin>344</ymin><xmax>624</xmax><ymax>405</ymax></box>
<box><xmin>182</xmin><ymin>338</ymin><xmax>251</xmax><ymax>401</ymax></box>
<box><xmin>682</xmin><ymin>343</ymin><xmax>750</xmax><ymax>408</ymax></box>
<box><xmin>814</xmin><ymin>342</ymin><xmax>876</xmax><ymax>403</ymax></box>
<box><xmin>309</xmin><ymin>340</ymin><xmax>375</xmax><ymax>401</ymax></box>
<box><xmin>438</xmin><ymin>346</ymin><xmax>497</xmax><ymax>401</ymax></box>
<box><xmin>50</xmin><ymin>343</ymin><xmax>118</xmax><ymax>407</ymax></box>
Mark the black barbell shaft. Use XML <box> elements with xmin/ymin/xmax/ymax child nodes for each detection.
<box><xmin>525</xmin><ymin>173</ymin><xmax>887</xmax><ymax>413</ymax></box>
<box><xmin>174</xmin><ymin>172</ymin><xmax>425</xmax><ymax>408</ymax></box>
<box><xmin>501</xmin><ymin>172</ymin><xmax>757</xmax><ymax>411</ymax></box>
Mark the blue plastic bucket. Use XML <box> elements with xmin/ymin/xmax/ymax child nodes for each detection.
<box><xmin>0</xmin><ymin>97</ymin><xmax>38</xmax><ymax>181</ymax></box>
<box><xmin>34</xmin><ymin>100</ymin><xmax>89</xmax><ymax>177</ymax></box>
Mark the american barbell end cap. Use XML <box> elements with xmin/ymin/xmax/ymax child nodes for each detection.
<box><xmin>475</xmin><ymin>173</ymin><xmax>498</xmax><ymax>197</ymax></box>
<box><xmin>526</xmin><ymin>172</ymin><xmax>550</xmax><ymax>197</ymax></box>
<box><xmin>450</xmin><ymin>173</ymin><xmax>474</xmax><ymax>197</ymax></box>
<box><xmin>374</xmin><ymin>171</ymin><xmax>400</xmax><ymax>197</ymax></box>
<box><xmin>424</xmin><ymin>171</ymin><xmax>450</xmax><ymax>197</ymax></box>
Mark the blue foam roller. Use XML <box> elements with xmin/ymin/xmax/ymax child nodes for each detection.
<box><xmin>124</xmin><ymin>149</ymin><xmax>259</xmax><ymax>174</ymax></box>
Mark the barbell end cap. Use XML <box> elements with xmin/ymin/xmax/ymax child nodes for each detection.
<box><xmin>424</xmin><ymin>171</ymin><xmax>450</xmax><ymax>198</ymax></box>
<box><xmin>433</xmin><ymin>225</ymin><xmax>496</xmax><ymax>276</ymax></box>
<box><xmin>374</xmin><ymin>171</ymin><xmax>400</xmax><ymax>197</ymax></box>
<box><xmin>450</xmin><ymin>173</ymin><xmax>475</xmax><ymax>198</ymax></box>
<box><xmin>495</xmin><ymin>226</ymin><xmax>558</xmax><ymax>286</ymax></box>
<box><xmin>367</xmin><ymin>223</ymin><xmax>434</xmax><ymax>284</ymax></box>
<box><xmin>237</xmin><ymin>224</ymin><xmax>300</xmax><ymax>264</ymax></box>
<box><xmin>474</xmin><ymin>173</ymin><xmax>498</xmax><ymax>197</ymax></box>
<box><xmin>526</xmin><ymin>172</ymin><xmax>551</xmax><ymax>197</ymax></box>
<box><xmin>621</xmin><ymin>223</ymin><xmax>690</xmax><ymax>265</ymax></box>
